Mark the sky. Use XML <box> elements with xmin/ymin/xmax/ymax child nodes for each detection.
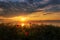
<box><xmin>0</xmin><ymin>0</ymin><xmax>60</xmax><ymax>21</ymax></box>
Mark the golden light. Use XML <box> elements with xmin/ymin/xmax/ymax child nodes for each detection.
<box><xmin>21</xmin><ymin>23</ymin><xmax>30</xmax><ymax>28</ymax></box>
<box><xmin>20</xmin><ymin>17</ymin><xmax>26</xmax><ymax>22</ymax></box>
<box><xmin>10</xmin><ymin>16</ymin><xmax>29</xmax><ymax>22</ymax></box>
<box><xmin>20</xmin><ymin>17</ymin><xmax>28</xmax><ymax>23</ymax></box>
<box><xmin>21</xmin><ymin>23</ymin><xmax>25</xmax><ymax>27</ymax></box>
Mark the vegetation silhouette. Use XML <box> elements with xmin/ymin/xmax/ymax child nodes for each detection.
<box><xmin>0</xmin><ymin>23</ymin><xmax>60</xmax><ymax>40</ymax></box>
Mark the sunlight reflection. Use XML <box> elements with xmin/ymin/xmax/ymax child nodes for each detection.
<box><xmin>21</xmin><ymin>23</ymin><xmax>25</xmax><ymax>27</ymax></box>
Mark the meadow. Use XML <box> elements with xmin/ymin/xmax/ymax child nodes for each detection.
<box><xmin>0</xmin><ymin>23</ymin><xmax>60</xmax><ymax>40</ymax></box>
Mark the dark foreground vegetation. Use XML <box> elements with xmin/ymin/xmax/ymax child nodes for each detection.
<box><xmin>0</xmin><ymin>23</ymin><xmax>60</xmax><ymax>40</ymax></box>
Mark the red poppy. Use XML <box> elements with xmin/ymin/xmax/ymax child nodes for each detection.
<box><xmin>25</xmin><ymin>32</ymin><xmax>29</xmax><ymax>36</ymax></box>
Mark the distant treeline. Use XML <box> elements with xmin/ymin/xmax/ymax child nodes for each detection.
<box><xmin>0</xmin><ymin>23</ymin><xmax>60</xmax><ymax>40</ymax></box>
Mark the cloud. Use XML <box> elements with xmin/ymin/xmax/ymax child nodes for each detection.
<box><xmin>39</xmin><ymin>0</ymin><xmax>50</xmax><ymax>4</ymax></box>
<box><xmin>0</xmin><ymin>0</ymin><xmax>60</xmax><ymax>17</ymax></box>
<box><xmin>50</xmin><ymin>0</ymin><xmax>60</xmax><ymax>5</ymax></box>
<box><xmin>44</xmin><ymin>5</ymin><xmax>60</xmax><ymax>12</ymax></box>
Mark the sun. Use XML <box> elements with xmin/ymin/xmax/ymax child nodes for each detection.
<box><xmin>21</xmin><ymin>18</ymin><xmax>26</xmax><ymax>21</ymax></box>
<box><xmin>11</xmin><ymin>16</ymin><xmax>29</xmax><ymax>23</ymax></box>
<box><xmin>20</xmin><ymin>17</ymin><xmax>27</xmax><ymax>22</ymax></box>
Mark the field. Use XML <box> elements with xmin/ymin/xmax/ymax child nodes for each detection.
<box><xmin>0</xmin><ymin>23</ymin><xmax>60</xmax><ymax>40</ymax></box>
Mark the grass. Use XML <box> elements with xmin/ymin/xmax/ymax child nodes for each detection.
<box><xmin>0</xmin><ymin>23</ymin><xmax>60</xmax><ymax>40</ymax></box>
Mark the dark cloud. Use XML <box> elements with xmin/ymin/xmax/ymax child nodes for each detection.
<box><xmin>0</xmin><ymin>0</ymin><xmax>60</xmax><ymax>17</ymax></box>
<box><xmin>50</xmin><ymin>0</ymin><xmax>60</xmax><ymax>5</ymax></box>
<box><xmin>45</xmin><ymin>5</ymin><xmax>60</xmax><ymax>12</ymax></box>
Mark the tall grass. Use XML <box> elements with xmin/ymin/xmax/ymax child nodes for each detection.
<box><xmin>0</xmin><ymin>23</ymin><xmax>60</xmax><ymax>40</ymax></box>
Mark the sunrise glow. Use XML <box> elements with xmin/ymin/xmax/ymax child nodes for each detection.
<box><xmin>20</xmin><ymin>17</ymin><xmax>27</xmax><ymax>22</ymax></box>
